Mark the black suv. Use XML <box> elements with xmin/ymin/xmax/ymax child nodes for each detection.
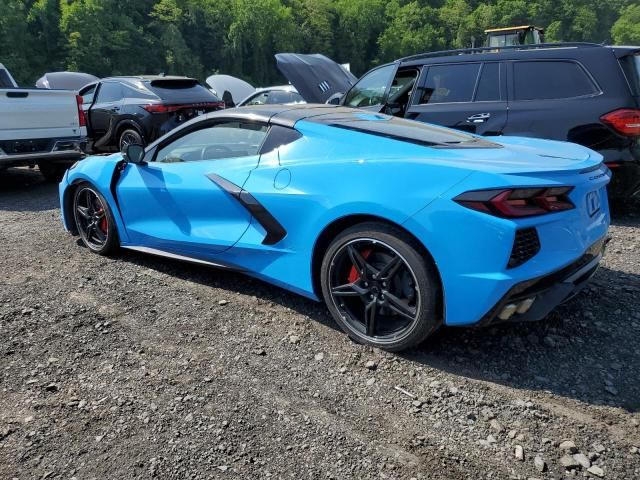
<box><xmin>79</xmin><ymin>76</ymin><xmax>224</xmax><ymax>152</ymax></box>
<box><xmin>284</xmin><ymin>44</ymin><xmax>640</xmax><ymax>200</ymax></box>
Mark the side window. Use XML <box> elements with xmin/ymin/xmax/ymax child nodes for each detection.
<box><xmin>80</xmin><ymin>84</ymin><xmax>97</xmax><ymax>104</ymax></box>
<box><xmin>245</xmin><ymin>92</ymin><xmax>269</xmax><ymax>106</ymax></box>
<box><xmin>96</xmin><ymin>82</ymin><xmax>123</xmax><ymax>103</ymax></box>
<box><xmin>266</xmin><ymin>90</ymin><xmax>304</xmax><ymax>104</ymax></box>
<box><xmin>513</xmin><ymin>61</ymin><xmax>599</xmax><ymax>100</ymax></box>
<box><xmin>259</xmin><ymin>125</ymin><xmax>302</xmax><ymax>154</ymax></box>
<box><xmin>155</xmin><ymin>122</ymin><xmax>269</xmax><ymax>163</ymax></box>
<box><xmin>0</xmin><ymin>69</ymin><xmax>14</xmax><ymax>88</ymax></box>
<box><xmin>416</xmin><ymin>63</ymin><xmax>481</xmax><ymax>104</ymax></box>
<box><xmin>474</xmin><ymin>63</ymin><xmax>501</xmax><ymax>102</ymax></box>
<box><xmin>343</xmin><ymin>64</ymin><xmax>396</xmax><ymax>108</ymax></box>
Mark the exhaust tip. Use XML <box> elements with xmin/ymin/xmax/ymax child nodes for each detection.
<box><xmin>516</xmin><ymin>297</ymin><xmax>536</xmax><ymax>314</ymax></box>
<box><xmin>498</xmin><ymin>304</ymin><xmax>518</xmax><ymax>320</ymax></box>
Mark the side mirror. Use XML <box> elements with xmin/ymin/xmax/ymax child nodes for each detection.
<box><xmin>125</xmin><ymin>144</ymin><xmax>146</xmax><ymax>165</ymax></box>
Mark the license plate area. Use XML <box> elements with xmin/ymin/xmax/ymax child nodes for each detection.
<box><xmin>585</xmin><ymin>188</ymin><xmax>602</xmax><ymax>217</ymax></box>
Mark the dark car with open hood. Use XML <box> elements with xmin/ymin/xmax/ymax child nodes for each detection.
<box><xmin>79</xmin><ymin>76</ymin><xmax>224</xmax><ymax>152</ymax></box>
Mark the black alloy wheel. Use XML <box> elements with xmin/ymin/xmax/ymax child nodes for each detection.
<box><xmin>321</xmin><ymin>223</ymin><xmax>440</xmax><ymax>351</ymax></box>
<box><xmin>73</xmin><ymin>184</ymin><xmax>118</xmax><ymax>255</ymax></box>
<box><xmin>119</xmin><ymin>128</ymin><xmax>143</xmax><ymax>152</ymax></box>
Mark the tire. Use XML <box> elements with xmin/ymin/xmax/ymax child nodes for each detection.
<box><xmin>118</xmin><ymin>128</ymin><xmax>144</xmax><ymax>152</ymax></box>
<box><xmin>320</xmin><ymin>222</ymin><xmax>441</xmax><ymax>351</ymax></box>
<box><xmin>72</xmin><ymin>182</ymin><xmax>119</xmax><ymax>255</ymax></box>
<box><xmin>38</xmin><ymin>162</ymin><xmax>68</xmax><ymax>183</ymax></box>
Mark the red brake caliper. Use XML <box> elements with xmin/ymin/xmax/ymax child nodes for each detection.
<box><xmin>347</xmin><ymin>249</ymin><xmax>372</xmax><ymax>283</ymax></box>
<box><xmin>98</xmin><ymin>208</ymin><xmax>108</xmax><ymax>233</ymax></box>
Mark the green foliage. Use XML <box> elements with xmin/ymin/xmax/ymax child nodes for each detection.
<box><xmin>0</xmin><ymin>0</ymin><xmax>637</xmax><ymax>87</ymax></box>
<box><xmin>612</xmin><ymin>4</ymin><xmax>640</xmax><ymax>45</ymax></box>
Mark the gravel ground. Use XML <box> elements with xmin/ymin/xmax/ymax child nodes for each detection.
<box><xmin>1</xmin><ymin>167</ymin><xmax>639</xmax><ymax>480</ymax></box>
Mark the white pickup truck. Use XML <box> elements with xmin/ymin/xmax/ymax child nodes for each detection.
<box><xmin>0</xmin><ymin>63</ymin><xmax>87</xmax><ymax>181</ymax></box>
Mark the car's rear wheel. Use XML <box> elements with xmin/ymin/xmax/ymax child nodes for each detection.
<box><xmin>119</xmin><ymin>128</ymin><xmax>143</xmax><ymax>152</ymax></box>
<box><xmin>73</xmin><ymin>183</ymin><xmax>118</xmax><ymax>255</ymax></box>
<box><xmin>320</xmin><ymin>222</ymin><xmax>441</xmax><ymax>351</ymax></box>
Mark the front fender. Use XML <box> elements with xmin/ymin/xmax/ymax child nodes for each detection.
<box><xmin>61</xmin><ymin>154</ymin><xmax>130</xmax><ymax>242</ymax></box>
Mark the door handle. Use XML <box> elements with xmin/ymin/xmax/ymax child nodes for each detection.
<box><xmin>109</xmin><ymin>107</ymin><xmax>120</xmax><ymax>113</ymax></box>
<box><xmin>467</xmin><ymin>113</ymin><xmax>491</xmax><ymax>123</ymax></box>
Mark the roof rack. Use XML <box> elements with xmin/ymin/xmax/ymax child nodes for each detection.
<box><xmin>399</xmin><ymin>42</ymin><xmax>604</xmax><ymax>62</ymax></box>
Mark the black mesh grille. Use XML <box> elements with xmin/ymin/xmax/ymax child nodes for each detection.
<box><xmin>508</xmin><ymin>228</ymin><xmax>541</xmax><ymax>268</ymax></box>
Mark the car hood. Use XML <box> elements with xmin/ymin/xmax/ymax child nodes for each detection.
<box><xmin>275</xmin><ymin>53</ymin><xmax>357</xmax><ymax>104</ymax></box>
<box><xmin>205</xmin><ymin>74</ymin><xmax>255</xmax><ymax>106</ymax></box>
<box><xmin>36</xmin><ymin>72</ymin><xmax>99</xmax><ymax>90</ymax></box>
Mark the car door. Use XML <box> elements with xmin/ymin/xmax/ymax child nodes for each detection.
<box><xmin>90</xmin><ymin>81</ymin><xmax>124</xmax><ymax>139</ymax></box>
<box><xmin>341</xmin><ymin>63</ymin><xmax>399</xmax><ymax>112</ymax></box>
<box><xmin>502</xmin><ymin>60</ymin><xmax>604</xmax><ymax>142</ymax></box>
<box><xmin>115</xmin><ymin>120</ymin><xmax>269</xmax><ymax>258</ymax></box>
<box><xmin>404</xmin><ymin>62</ymin><xmax>508</xmax><ymax>135</ymax></box>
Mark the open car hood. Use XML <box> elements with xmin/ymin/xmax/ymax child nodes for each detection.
<box><xmin>275</xmin><ymin>53</ymin><xmax>357</xmax><ymax>104</ymax></box>
<box><xmin>205</xmin><ymin>74</ymin><xmax>255</xmax><ymax>106</ymax></box>
<box><xmin>36</xmin><ymin>72</ymin><xmax>99</xmax><ymax>90</ymax></box>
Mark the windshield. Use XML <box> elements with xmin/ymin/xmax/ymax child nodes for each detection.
<box><xmin>343</xmin><ymin>64</ymin><xmax>396</xmax><ymax>108</ymax></box>
<box><xmin>147</xmin><ymin>79</ymin><xmax>219</xmax><ymax>102</ymax></box>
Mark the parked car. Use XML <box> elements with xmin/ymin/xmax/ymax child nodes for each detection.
<box><xmin>78</xmin><ymin>76</ymin><xmax>224</xmax><ymax>152</ymax></box>
<box><xmin>237</xmin><ymin>85</ymin><xmax>305</xmax><ymax>107</ymax></box>
<box><xmin>36</xmin><ymin>71</ymin><xmax>99</xmax><ymax>90</ymax></box>
<box><xmin>278</xmin><ymin>44</ymin><xmax>640</xmax><ymax>201</ymax></box>
<box><xmin>0</xmin><ymin>63</ymin><xmax>86</xmax><ymax>181</ymax></box>
<box><xmin>59</xmin><ymin>104</ymin><xmax>610</xmax><ymax>351</ymax></box>
<box><xmin>205</xmin><ymin>74</ymin><xmax>305</xmax><ymax>107</ymax></box>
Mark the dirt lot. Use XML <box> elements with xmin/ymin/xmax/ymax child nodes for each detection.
<box><xmin>1</xmin><ymin>167</ymin><xmax>639</xmax><ymax>480</ymax></box>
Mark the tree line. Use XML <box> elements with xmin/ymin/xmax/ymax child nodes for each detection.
<box><xmin>2</xmin><ymin>0</ymin><xmax>639</xmax><ymax>87</ymax></box>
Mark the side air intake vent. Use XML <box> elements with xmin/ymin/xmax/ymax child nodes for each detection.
<box><xmin>508</xmin><ymin>228</ymin><xmax>541</xmax><ymax>268</ymax></box>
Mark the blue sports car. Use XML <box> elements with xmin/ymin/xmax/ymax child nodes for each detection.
<box><xmin>59</xmin><ymin>105</ymin><xmax>611</xmax><ymax>351</ymax></box>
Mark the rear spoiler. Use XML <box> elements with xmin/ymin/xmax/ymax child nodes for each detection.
<box><xmin>612</xmin><ymin>46</ymin><xmax>640</xmax><ymax>58</ymax></box>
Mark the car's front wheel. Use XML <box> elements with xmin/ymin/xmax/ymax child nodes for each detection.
<box><xmin>73</xmin><ymin>183</ymin><xmax>118</xmax><ymax>255</ymax></box>
<box><xmin>320</xmin><ymin>222</ymin><xmax>441</xmax><ymax>352</ymax></box>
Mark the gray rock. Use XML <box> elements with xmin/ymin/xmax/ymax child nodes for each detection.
<box><xmin>490</xmin><ymin>419</ymin><xmax>504</xmax><ymax>433</ymax></box>
<box><xmin>365</xmin><ymin>360</ymin><xmax>377</xmax><ymax>371</ymax></box>
<box><xmin>534</xmin><ymin>456</ymin><xmax>546</xmax><ymax>472</ymax></box>
<box><xmin>573</xmin><ymin>453</ymin><xmax>591</xmax><ymax>469</ymax></box>
<box><xmin>515</xmin><ymin>445</ymin><xmax>524</xmax><ymax>461</ymax></box>
<box><xmin>559</xmin><ymin>440</ymin><xmax>578</xmax><ymax>453</ymax></box>
<box><xmin>586</xmin><ymin>465</ymin><xmax>604</xmax><ymax>477</ymax></box>
<box><xmin>560</xmin><ymin>454</ymin><xmax>580</xmax><ymax>469</ymax></box>
<box><xmin>289</xmin><ymin>335</ymin><xmax>301</xmax><ymax>344</ymax></box>
<box><xmin>592</xmin><ymin>443</ymin><xmax>606</xmax><ymax>454</ymax></box>
<box><xmin>314</xmin><ymin>352</ymin><xmax>324</xmax><ymax>361</ymax></box>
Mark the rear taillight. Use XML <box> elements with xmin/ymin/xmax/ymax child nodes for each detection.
<box><xmin>76</xmin><ymin>95</ymin><xmax>86</xmax><ymax>127</ymax></box>
<box><xmin>143</xmin><ymin>101</ymin><xmax>225</xmax><ymax>113</ymax></box>
<box><xmin>454</xmin><ymin>187</ymin><xmax>575</xmax><ymax>218</ymax></box>
<box><xmin>600</xmin><ymin>109</ymin><xmax>640</xmax><ymax>136</ymax></box>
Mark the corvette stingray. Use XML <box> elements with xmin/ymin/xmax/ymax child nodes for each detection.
<box><xmin>59</xmin><ymin>105</ymin><xmax>610</xmax><ymax>351</ymax></box>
